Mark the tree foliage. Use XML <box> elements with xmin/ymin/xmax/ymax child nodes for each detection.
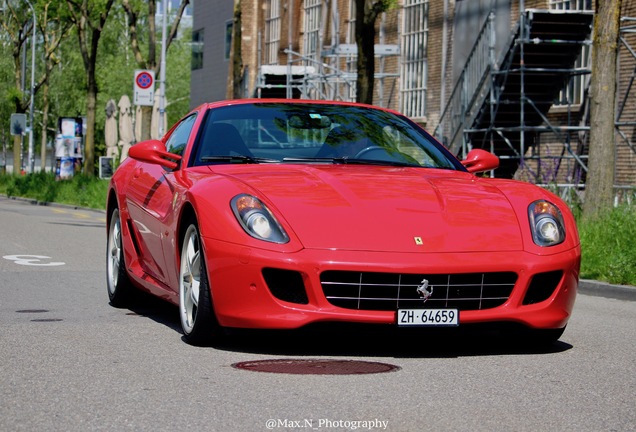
<box><xmin>0</xmin><ymin>1</ymin><xmax>33</xmax><ymax>114</ymax></box>
<box><xmin>121</xmin><ymin>0</ymin><xmax>190</xmax><ymax>141</ymax></box>
<box><xmin>0</xmin><ymin>0</ymin><xmax>193</xmax><ymax>176</ymax></box>
<box><xmin>65</xmin><ymin>0</ymin><xmax>116</xmax><ymax>176</ymax></box>
<box><xmin>1</xmin><ymin>0</ymin><xmax>68</xmax><ymax>172</ymax></box>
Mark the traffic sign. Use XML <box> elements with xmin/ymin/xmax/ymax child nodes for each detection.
<box><xmin>133</xmin><ymin>69</ymin><xmax>155</xmax><ymax>106</ymax></box>
<box><xmin>10</xmin><ymin>113</ymin><xmax>27</xmax><ymax>136</ymax></box>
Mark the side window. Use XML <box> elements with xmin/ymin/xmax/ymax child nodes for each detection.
<box><xmin>165</xmin><ymin>114</ymin><xmax>197</xmax><ymax>157</ymax></box>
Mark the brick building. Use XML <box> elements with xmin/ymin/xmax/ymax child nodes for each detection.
<box><xmin>189</xmin><ymin>0</ymin><xmax>636</xmax><ymax>198</ymax></box>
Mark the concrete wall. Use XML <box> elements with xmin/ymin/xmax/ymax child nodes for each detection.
<box><xmin>189</xmin><ymin>0</ymin><xmax>234</xmax><ymax>109</ymax></box>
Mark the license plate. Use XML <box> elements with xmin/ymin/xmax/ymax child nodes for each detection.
<box><xmin>397</xmin><ymin>309</ymin><xmax>459</xmax><ymax>326</ymax></box>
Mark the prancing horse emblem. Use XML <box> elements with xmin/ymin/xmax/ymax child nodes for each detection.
<box><xmin>416</xmin><ymin>279</ymin><xmax>433</xmax><ymax>302</ymax></box>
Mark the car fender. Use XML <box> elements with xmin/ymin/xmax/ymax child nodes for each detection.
<box><xmin>179</xmin><ymin>173</ymin><xmax>304</xmax><ymax>254</ymax></box>
<box><xmin>487</xmin><ymin>178</ymin><xmax>580</xmax><ymax>255</ymax></box>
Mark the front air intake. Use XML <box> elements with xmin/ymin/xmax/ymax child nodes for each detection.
<box><xmin>523</xmin><ymin>271</ymin><xmax>563</xmax><ymax>305</ymax></box>
<box><xmin>262</xmin><ymin>268</ymin><xmax>309</xmax><ymax>305</ymax></box>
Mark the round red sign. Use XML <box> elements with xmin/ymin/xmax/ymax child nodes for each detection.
<box><xmin>136</xmin><ymin>71</ymin><xmax>153</xmax><ymax>89</ymax></box>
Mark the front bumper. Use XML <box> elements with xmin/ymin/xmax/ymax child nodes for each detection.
<box><xmin>202</xmin><ymin>237</ymin><xmax>580</xmax><ymax>330</ymax></box>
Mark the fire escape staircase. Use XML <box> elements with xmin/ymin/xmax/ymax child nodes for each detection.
<box><xmin>435</xmin><ymin>9</ymin><xmax>594</xmax><ymax>178</ymax></box>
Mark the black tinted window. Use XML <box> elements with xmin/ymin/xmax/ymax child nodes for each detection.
<box><xmin>192</xmin><ymin>103</ymin><xmax>461</xmax><ymax>170</ymax></box>
<box><xmin>165</xmin><ymin>114</ymin><xmax>197</xmax><ymax>156</ymax></box>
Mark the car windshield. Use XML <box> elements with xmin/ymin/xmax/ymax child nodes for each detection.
<box><xmin>191</xmin><ymin>103</ymin><xmax>463</xmax><ymax>170</ymax></box>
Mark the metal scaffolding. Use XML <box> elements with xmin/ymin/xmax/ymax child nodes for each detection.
<box><xmin>252</xmin><ymin>1</ymin><xmax>635</xmax><ymax>203</ymax></box>
<box><xmin>255</xmin><ymin>0</ymin><xmax>400</xmax><ymax>106</ymax></box>
<box><xmin>435</xmin><ymin>8</ymin><xmax>596</xmax><ymax>203</ymax></box>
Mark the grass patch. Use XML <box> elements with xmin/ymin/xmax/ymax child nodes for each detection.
<box><xmin>0</xmin><ymin>172</ymin><xmax>108</xmax><ymax>210</ymax></box>
<box><xmin>578</xmin><ymin>205</ymin><xmax>636</xmax><ymax>286</ymax></box>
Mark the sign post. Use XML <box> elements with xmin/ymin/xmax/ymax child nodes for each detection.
<box><xmin>99</xmin><ymin>156</ymin><xmax>114</xmax><ymax>179</ymax></box>
<box><xmin>133</xmin><ymin>70</ymin><xmax>155</xmax><ymax>106</ymax></box>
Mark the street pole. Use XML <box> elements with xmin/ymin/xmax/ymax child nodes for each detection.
<box><xmin>158</xmin><ymin>0</ymin><xmax>167</xmax><ymax>137</ymax></box>
<box><xmin>24</xmin><ymin>0</ymin><xmax>36</xmax><ymax>173</ymax></box>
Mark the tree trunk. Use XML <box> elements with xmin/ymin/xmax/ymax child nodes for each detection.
<box><xmin>231</xmin><ymin>0</ymin><xmax>243</xmax><ymax>99</ymax></box>
<box><xmin>84</xmin><ymin>79</ymin><xmax>97</xmax><ymax>176</ymax></box>
<box><xmin>139</xmin><ymin>105</ymin><xmax>152</xmax><ymax>141</ymax></box>
<box><xmin>583</xmin><ymin>0</ymin><xmax>622</xmax><ymax>220</ymax></box>
<box><xmin>355</xmin><ymin>2</ymin><xmax>376</xmax><ymax>104</ymax></box>
<box><xmin>354</xmin><ymin>0</ymin><xmax>389</xmax><ymax>105</ymax></box>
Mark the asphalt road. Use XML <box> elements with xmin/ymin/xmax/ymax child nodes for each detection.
<box><xmin>1</xmin><ymin>196</ymin><xmax>634</xmax><ymax>432</ymax></box>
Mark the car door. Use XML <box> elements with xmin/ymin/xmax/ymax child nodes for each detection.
<box><xmin>126</xmin><ymin>114</ymin><xmax>197</xmax><ymax>286</ymax></box>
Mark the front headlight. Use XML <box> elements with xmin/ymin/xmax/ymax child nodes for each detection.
<box><xmin>231</xmin><ymin>194</ymin><xmax>289</xmax><ymax>244</ymax></box>
<box><xmin>528</xmin><ymin>200</ymin><xmax>566</xmax><ymax>247</ymax></box>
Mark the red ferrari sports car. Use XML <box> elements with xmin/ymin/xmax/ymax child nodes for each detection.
<box><xmin>106</xmin><ymin>99</ymin><xmax>580</xmax><ymax>346</ymax></box>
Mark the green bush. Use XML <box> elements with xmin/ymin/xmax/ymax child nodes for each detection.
<box><xmin>0</xmin><ymin>172</ymin><xmax>108</xmax><ymax>210</ymax></box>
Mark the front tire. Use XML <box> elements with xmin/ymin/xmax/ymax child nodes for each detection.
<box><xmin>179</xmin><ymin>220</ymin><xmax>221</xmax><ymax>346</ymax></box>
<box><xmin>107</xmin><ymin>207</ymin><xmax>134</xmax><ymax>307</ymax></box>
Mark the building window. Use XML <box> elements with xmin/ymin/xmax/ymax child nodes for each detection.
<box><xmin>346</xmin><ymin>0</ymin><xmax>356</xmax><ymax>44</ymax></box>
<box><xmin>191</xmin><ymin>29</ymin><xmax>204</xmax><ymax>70</ymax></box>
<box><xmin>265</xmin><ymin>0</ymin><xmax>281</xmax><ymax>65</ymax></box>
<box><xmin>303</xmin><ymin>0</ymin><xmax>322</xmax><ymax>63</ymax></box>
<box><xmin>550</xmin><ymin>0</ymin><xmax>592</xmax><ymax>105</ymax></box>
<box><xmin>225</xmin><ymin>20</ymin><xmax>233</xmax><ymax>61</ymax></box>
<box><xmin>400</xmin><ymin>0</ymin><xmax>429</xmax><ymax>119</ymax></box>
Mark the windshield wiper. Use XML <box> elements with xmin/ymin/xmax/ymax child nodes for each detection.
<box><xmin>282</xmin><ymin>157</ymin><xmax>336</xmax><ymax>163</ymax></box>
<box><xmin>283</xmin><ymin>157</ymin><xmax>427</xmax><ymax>168</ymax></box>
<box><xmin>283</xmin><ymin>157</ymin><xmax>418</xmax><ymax>167</ymax></box>
<box><xmin>333</xmin><ymin>157</ymin><xmax>421</xmax><ymax>167</ymax></box>
<box><xmin>201</xmin><ymin>155</ymin><xmax>278</xmax><ymax>164</ymax></box>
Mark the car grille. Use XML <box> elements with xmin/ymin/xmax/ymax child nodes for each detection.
<box><xmin>320</xmin><ymin>271</ymin><xmax>518</xmax><ymax>311</ymax></box>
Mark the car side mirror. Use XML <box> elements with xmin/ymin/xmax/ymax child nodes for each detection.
<box><xmin>461</xmin><ymin>149</ymin><xmax>499</xmax><ymax>174</ymax></box>
<box><xmin>128</xmin><ymin>140</ymin><xmax>181</xmax><ymax>170</ymax></box>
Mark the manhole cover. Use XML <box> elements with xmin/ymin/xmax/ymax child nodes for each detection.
<box><xmin>232</xmin><ymin>359</ymin><xmax>400</xmax><ymax>375</ymax></box>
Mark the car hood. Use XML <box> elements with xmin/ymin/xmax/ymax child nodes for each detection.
<box><xmin>219</xmin><ymin>165</ymin><xmax>523</xmax><ymax>253</ymax></box>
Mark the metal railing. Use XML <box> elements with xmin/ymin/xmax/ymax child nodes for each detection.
<box><xmin>434</xmin><ymin>12</ymin><xmax>495</xmax><ymax>155</ymax></box>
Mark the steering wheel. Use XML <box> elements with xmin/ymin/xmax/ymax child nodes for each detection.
<box><xmin>353</xmin><ymin>146</ymin><xmax>384</xmax><ymax>159</ymax></box>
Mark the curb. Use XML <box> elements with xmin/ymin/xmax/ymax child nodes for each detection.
<box><xmin>579</xmin><ymin>279</ymin><xmax>636</xmax><ymax>302</ymax></box>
